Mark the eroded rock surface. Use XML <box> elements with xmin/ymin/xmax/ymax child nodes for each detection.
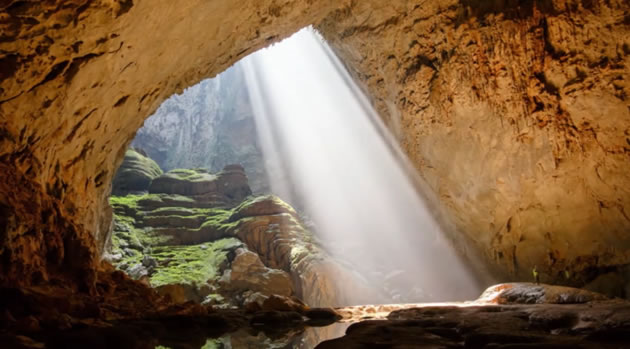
<box><xmin>318</xmin><ymin>0</ymin><xmax>630</xmax><ymax>292</ymax></box>
<box><xmin>324</xmin><ymin>284</ymin><xmax>626</xmax><ymax>348</ymax></box>
<box><xmin>111</xmin><ymin>148</ymin><xmax>162</xmax><ymax>195</ymax></box>
<box><xmin>0</xmin><ymin>0</ymin><xmax>348</xmax><ymax>292</ymax></box>
<box><xmin>1</xmin><ymin>0</ymin><xmax>630</xmax><ymax>331</ymax></box>
<box><xmin>225</xmin><ymin>248</ymin><xmax>294</xmax><ymax>297</ymax></box>
<box><xmin>108</xmin><ymin>159</ymin><xmax>365</xmax><ymax>308</ymax></box>
<box><xmin>478</xmin><ymin>282</ymin><xmax>609</xmax><ymax>304</ymax></box>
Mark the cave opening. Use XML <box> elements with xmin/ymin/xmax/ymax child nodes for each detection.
<box><xmin>107</xmin><ymin>27</ymin><xmax>481</xmax><ymax>312</ymax></box>
<box><xmin>3</xmin><ymin>1</ymin><xmax>630</xmax><ymax>348</ymax></box>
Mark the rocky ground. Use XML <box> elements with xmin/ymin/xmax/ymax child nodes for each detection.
<box><xmin>2</xmin><ymin>283</ymin><xmax>629</xmax><ymax>348</ymax></box>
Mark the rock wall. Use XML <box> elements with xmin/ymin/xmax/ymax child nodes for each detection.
<box><xmin>0</xmin><ymin>0</ymin><xmax>347</xmax><ymax>289</ymax></box>
<box><xmin>131</xmin><ymin>64</ymin><xmax>270</xmax><ymax>194</ymax></box>
<box><xmin>318</xmin><ymin>0</ymin><xmax>630</xmax><ymax>291</ymax></box>
<box><xmin>1</xmin><ymin>0</ymin><xmax>629</xmax><ymax>297</ymax></box>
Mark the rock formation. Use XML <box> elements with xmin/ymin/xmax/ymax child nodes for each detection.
<box><xmin>108</xmin><ymin>153</ymin><xmax>365</xmax><ymax>307</ymax></box>
<box><xmin>0</xmin><ymin>0</ymin><xmax>349</xmax><ymax>294</ymax></box>
<box><xmin>111</xmin><ymin>148</ymin><xmax>162</xmax><ymax>195</ymax></box>
<box><xmin>0</xmin><ymin>0</ymin><xmax>629</xmax><ymax>329</ymax></box>
<box><xmin>131</xmin><ymin>65</ymin><xmax>271</xmax><ymax>194</ymax></box>
<box><xmin>317</xmin><ymin>0</ymin><xmax>630</xmax><ymax>292</ymax></box>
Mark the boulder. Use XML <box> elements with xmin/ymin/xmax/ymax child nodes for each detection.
<box><xmin>154</xmin><ymin>282</ymin><xmax>215</xmax><ymax>304</ymax></box>
<box><xmin>261</xmin><ymin>295</ymin><xmax>308</xmax><ymax>313</ymax></box>
<box><xmin>126</xmin><ymin>263</ymin><xmax>149</xmax><ymax>280</ymax></box>
<box><xmin>477</xmin><ymin>283</ymin><xmax>609</xmax><ymax>304</ymax></box>
<box><xmin>226</xmin><ymin>248</ymin><xmax>294</xmax><ymax>297</ymax></box>
<box><xmin>216</xmin><ymin>164</ymin><xmax>252</xmax><ymax>202</ymax></box>
<box><xmin>149</xmin><ymin>169</ymin><xmax>218</xmax><ymax>196</ymax></box>
<box><xmin>112</xmin><ymin>149</ymin><xmax>163</xmax><ymax>195</ymax></box>
<box><xmin>229</xmin><ymin>195</ymin><xmax>298</xmax><ymax>222</ymax></box>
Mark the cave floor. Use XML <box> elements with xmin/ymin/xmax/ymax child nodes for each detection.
<box><xmin>3</xmin><ymin>300</ymin><xmax>630</xmax><ymax>349</ymax></box>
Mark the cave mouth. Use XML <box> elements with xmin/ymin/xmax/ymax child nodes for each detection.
<box><xmin>107</xmin><ymin>27</ymin><xmax>482</xmax><ymax>314</ymax></box>
<box><xmin>3</xmin><ymin>3</ymin><xmax>630</xmax><ymax>348</ymax></box>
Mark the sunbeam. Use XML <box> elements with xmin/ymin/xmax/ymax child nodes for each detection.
<box><xmin>243</xmin><ymin>27</ymin><xmax>482</xmax><ymax>304</ymax></box>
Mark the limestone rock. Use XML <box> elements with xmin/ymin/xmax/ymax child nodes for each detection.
<box><xmin>217</xmin><ymin>164</ymin><xmax>254</xmax><ymax>201</ymax></box>
<box><xmin>321</xmin><ymin>301</ymin><xmax>630</xmax><ymax>348</ymax></box>
<box><xmin>477</xmin><ymin>283</ymin><xmax>609</xmax><ymax>304</ymax></box>
<box><xmin>229</xmin><ymin>195</ymin><xmax>299</xmax><ymax>222</ymax></box>
<box><xmin>261</xmin><ymin>295</ymin><xmax>308</xmax><ymax>313</ymax></box>
<box><xmin>149</xmin><ymin>169</ymin><xmax>219</xmax><ymax>196</ymax></box>
<box><xmin>318</xmin><ymin>0</ymin><xmax>630</xmax><ymax>291</ymax></box>
<box><xmin>149</xmin><ymin>165</ymin><xmax>251</xmax><ymax>204</ymax></box>
<box><xmin>232</xmin><ymin>196</ymin><xmax>379</xmax><ymax>306</ymax></box>
<box><xmin>226</xmin><ymin>248</ymin><xmax>294</xmax><ymax>297</ymax></box>
<box><xmin>0</xmin><ymin>0</ymin><xmax>347</xmax><ymax>291</ymax></box>
<box><xmin>154</xmin><ymin>283</ymin><xmax>213</xmax><ymax>304</ymax></box>
<box><xmin>111</xmin><ymin>149</ymin><xmax>163</xmax><ymax>195</ymax></box>
<box><xmin>126</xmin><ymin>263</ymin><xmax>148</xmax><ymax>280</ymax></box>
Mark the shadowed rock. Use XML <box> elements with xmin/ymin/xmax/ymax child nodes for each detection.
<box><xmin>112</xmin><ymin>149</ymin><xmax>163</xmax><ymax>195</ymax></box>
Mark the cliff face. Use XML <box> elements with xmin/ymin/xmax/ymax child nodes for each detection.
<box><xmin>0</xmin><ymin>0</ymin><xmax>629</xmax><ymax>297</ymax></box>
<box><xmin>132</xmin><ymin>64</ymin><xmax>270</xmax><ymax>194</ymax></box>
<box><xmin>318</xmin><ymin>0</ymin><xmax>630</xmax><ymax>291</ymax></box>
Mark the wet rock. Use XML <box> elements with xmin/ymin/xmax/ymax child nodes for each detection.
<box><xmin>304</xmin><ymin>308</ymin><xmax>342</xmax><ymax>324</ymax></box>
<box><xmin>261</xmin><ymin>295</ymin><xmax>308</xmax><ymax>313</ymax></box>
<box><xmin>243</xmin><ymin>292</ymin><xmax>268</xmax><ymax>313</ymax></box>
<box><xmin>155</xmin><ymin>283</ymin><xmax>203</xmax><ymax>304</ymax></box>
<box><xmin>322</xmin><ymin>300</ymin><xmax>630</xmax><ymax>348</ymax></box>
<box><xmin>477</xmin><ymin>283</ymin><xmax>609</xmax><ymax>304</ymax></box>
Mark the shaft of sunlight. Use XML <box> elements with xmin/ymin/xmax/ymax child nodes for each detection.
<box><xmin>243</xmin><ymin>27</ymin><xmax>481</xmax><ymax>304</ymax></box>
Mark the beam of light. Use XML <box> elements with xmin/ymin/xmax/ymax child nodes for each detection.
<box><xmin>242</xmin><ymin>27</ymin><xmax>482</xmax><ymax>304</ymax></box>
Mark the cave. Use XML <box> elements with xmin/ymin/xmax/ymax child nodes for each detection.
<box><xmin>1</xmin><ymin>0</ymin><xmax>630</xmax><ymax>348</ymax></box>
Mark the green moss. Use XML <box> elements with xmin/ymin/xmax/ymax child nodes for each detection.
<box><xmin>147</xmin><ymin>206</ymin><xmax>196</xmax><ymax>216</ymax></box>
<box><xmin>166</xmin><ymin>168</ymin><xmax>216</xmax><ymax>182</ymax></box>
<box><xmin>111</xmin><ymin>149</ymin><xmax>162</xmax><ymax>194</ymax></box>
<box><xmin>110</xmin><ymin>194</ymin><xmax>145</xmax><ymax>210</ymax></box>
<box><xmin>149</xmin><ymin>238</ymin><xmax>242</xmax><ymax>287</ymax></box>
<box><xmin>200</xmin><ymin>339</ymin><xmax>226</xmax><ymax>349</ymax></box>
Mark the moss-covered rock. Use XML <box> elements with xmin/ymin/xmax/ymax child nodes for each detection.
<box><xmin>149</xmin><ymin>238</ymin><xmax>244</xmax><ymax>303</ymax></box>
<box><xmin>149</xmin><ymin>238</ymin><xmax>242</xmax><ymax>288</ymax></box>
<box><xmin>148</xmin><ymin>165</ymin><xmax>251</xmax><ymax>204</ymax></box>
<box><xmin>108</xmin><ymin>178</ymin><xmax>361</xmax><ymax>307</ymax></box>
<box><xmin>112</xmin><ymin>149</ymin><xmax>163</xmax><ymax>195</ymax></box>
<box><xmin>149</xmin><ymin>169</ymin><xmax>218</xmax><ymax>196</ymax></box>
<box><xmin>229</xmin><ymin>195</ymin><xmax>298</xmax><ymax>222</ymax></box>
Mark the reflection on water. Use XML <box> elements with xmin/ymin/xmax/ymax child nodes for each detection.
<box><xmin>156</xmin><ymin>322</ymin><xmax>350</xmax><ymax>349</ymax></box>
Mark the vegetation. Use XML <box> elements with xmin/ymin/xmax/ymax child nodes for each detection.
<box><xmin>165</xmin><ymin>168</ymin><xmax>216</xmax><ymax>182</ymax></box>
<box><xmin>149</xmin><ymin>238</ymin><xmax>242</xmax><ymax>287</ymax></box>
<box><xmin>111</xmin><ymin>149</ymin><xmax>162</xmax><ymax>194</ymax></box>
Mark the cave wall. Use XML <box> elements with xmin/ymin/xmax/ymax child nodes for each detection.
<box><xmin>318</xmin><ymin>0</ymin><xmax>630</xmax><ymax>290</ymax></box>
<box><xmin>0</xmin><ymin>0</ymin><xmax>348</xmax><ymax>288</ymax></box>
<box><xmin>1</xmin><ymin>0</ymin><xmax>629</xmax><ymax>294</ymax></box>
